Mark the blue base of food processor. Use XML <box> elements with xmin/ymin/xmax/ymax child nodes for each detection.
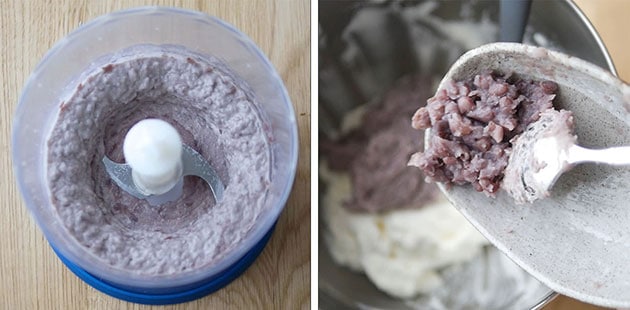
<box><xmin>50</xmin><ymin>222</ymin><xmax>276</xmax><ymax>305</ymax></box>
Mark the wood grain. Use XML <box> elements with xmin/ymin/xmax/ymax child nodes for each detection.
<box><xmin>574</xmin><ymin>0</ymin><xmax>630</xmax><ymax>83</ymax></box>
<box><xmin>0</xmin><ymin>0</ymin><xmax>310</xmax><ymax>309</ymax></box>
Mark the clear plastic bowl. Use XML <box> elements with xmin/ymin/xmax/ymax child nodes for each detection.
<box><xmin>12</xmin><ymin>6</ymin><xmax>298</xmax><ymax>295</ymax></box>
<box><xmin>318</xmin><ymin>1</ymin><xmax>616</xmax><ymax>309</ymax></box>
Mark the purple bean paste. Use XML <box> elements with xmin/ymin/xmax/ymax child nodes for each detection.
<box><xmin>46</xmin><ymin>46</ymin><xmax>272</xmax><ymax>276</ymax></box>
<box><xmin>409</xmin><ymin>72</ymin><xmax>558</xmax><ymax>196</ymax></box>
<box><xmin>321</xmin><ymin>75</ymin><xmax>439</xmax><ymax>212</ymax></box>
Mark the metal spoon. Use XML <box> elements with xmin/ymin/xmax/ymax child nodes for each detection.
<box><xmin>503</xmin><ymin>108</ymin><xmax>630</xmax><ymax>204</ymax></box>
<box><xmin>429</xmin><ymin>42</ymin><xmax>630</xmax><ymax>308</ymax></box>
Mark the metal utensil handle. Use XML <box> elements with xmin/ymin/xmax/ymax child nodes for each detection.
<box><xmin>569</xmin><ymin>144</ymin><xmax>630</xmax><ymax>166</ymax></box>
<box><xmin>499</xmin><ymin>0</ymin><xmax>532</xmax><ymax>42</ymax></box>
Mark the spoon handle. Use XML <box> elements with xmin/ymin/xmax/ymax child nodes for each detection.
<box><xmin>568</xmin><ymin>144</ymin><xmax>630</xmax><ymax>165</ymax></box>
<box><xmin>499</xmin><ymin>0</ymin><xmax>532</xmax><ymax>42</ymax></box>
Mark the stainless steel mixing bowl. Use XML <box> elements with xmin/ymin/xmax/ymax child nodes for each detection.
<box><xmin>319</xmin><ymin>1</ymin><xmax>616</xmax><ymax>309</ymax></box>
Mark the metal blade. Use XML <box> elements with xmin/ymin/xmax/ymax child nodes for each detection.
<box><xmin>102</xmin><ymin>143</ymin><xmax>225</xmax><ymax>203</ymax></box>
<box><xmin>181</xmin><ymin>144</ymin><xmax>224</xmax><ymax>202</ymax></box>
<box><xmin>101</xmin><ymin>157</ymin><xmax>148</xmax><ymax>199</ymax></box>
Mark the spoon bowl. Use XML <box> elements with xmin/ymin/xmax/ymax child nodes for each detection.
<box><xmin>430</xmin><ymin>42</ymin><xmax>630</xmax><ymax>308</ymax></box>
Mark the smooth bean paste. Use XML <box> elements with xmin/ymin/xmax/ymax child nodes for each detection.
<box><xmin>47</xmin><ymin>46</ymin><xmax>272</xmax><ymax>275</ymax></box>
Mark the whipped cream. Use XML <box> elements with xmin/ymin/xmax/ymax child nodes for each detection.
<box><xmin>321</xmin><ymin>164</ymin><xmax>488</xmax><ymax>298</ymax></box>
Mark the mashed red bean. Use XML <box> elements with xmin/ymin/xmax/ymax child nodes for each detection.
<box><xmin>321</xmin><ymin>75</ymin><xmax>439</xmax><ymax>212</ymax></box>
<box><xmin>409</xmin><ymin>72</ymin><xmax>558</xmax><ymax>196</ymax></box>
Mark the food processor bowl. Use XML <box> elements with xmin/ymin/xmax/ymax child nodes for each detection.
<box><xmin>13</xmin><ymin>6</ymin><xmax>298</xmax><ymax>305</ymax></box>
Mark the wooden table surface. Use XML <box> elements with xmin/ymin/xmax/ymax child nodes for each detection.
<box><xmin>0</xmin><ymin>0</ymin><xmax>309</xmax><ymax>309</ymax></box>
